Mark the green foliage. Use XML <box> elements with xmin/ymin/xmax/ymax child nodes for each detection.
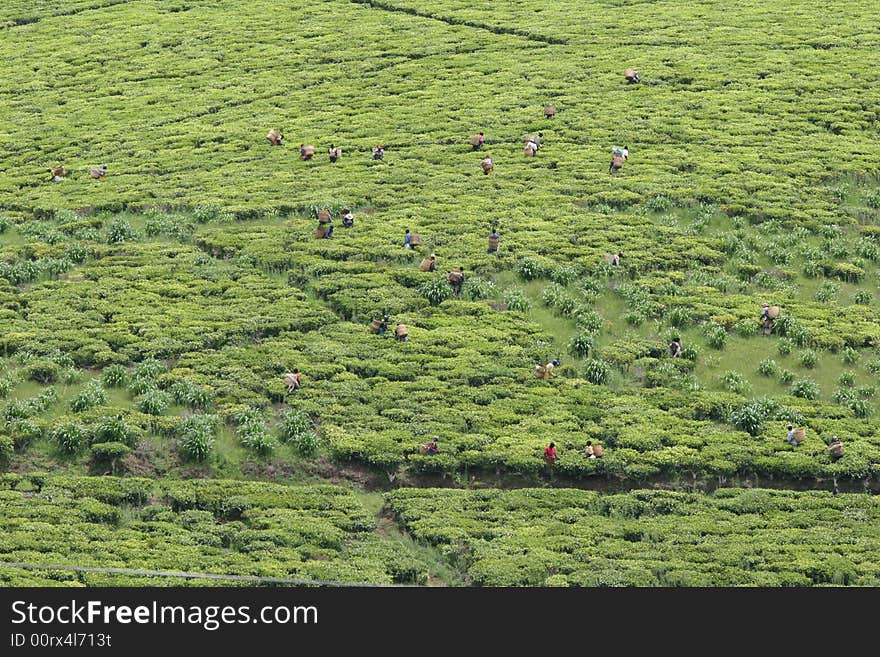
<box><xmin>52</xmin><ymin>423</ymin><xmax>88</xmax><ymax>454</ymax></box>
<box><xmin>841</xmin><ymin>347</ymin><xmax>859</xmax><ymax>365</ymax></box>
<box><xmin>568</xmin><ymin>332</ymin><xmax>595</xmax><ymax>358</ymax></box>
<box><xmin>790</xmin><ymin>378</ymin><xmax>820</xmax><ymax>400</ymax></box>
<box><xmin>177</xmin><ymin>415</ymin><xmax>218</xmax><ymax>462</ymax></box>
<box><xmin>757</xmin><ymin>358</ymin><xmax>778</xmax><ymax>377</ymax></box>
<box><xmin>502</xmin><ymin>288</ymin><xmax>530</xmax><ymax>312</ymax></box>
<box><xmin>799</xmin><ymin>349</ymin><xmax>818</xmax><ymax>369</ymax></box>
<box><xmin>136</xmin><ymin>390</ymin><xmax>171</xmax><ymax>416</ymax></box>
<box><xmin>69</xmin><ymin>380</ymin><xmax>108</xmax><ymax>413</ymax></box>
<box><xmin>279</xmin><ymin>410</ymin><xmax>320</xmax><ymax>456</ymax></box>
<box><xmin>583</xmin><ymin>359</ymin><xmax>610</xmax><ymax>385</ymax></box>
<box><xmin>101</xmin><ymin>365</ymin><xmax>128</xmax><ymax>388</ymax></box>
<box><xmin>419</xmin><ymin>277</ymin><xmax>453</xmax><ymax>305</ymax></box>
<box><xmin>702</xmin><ymin>323</ymin><xmax>728</xmax><ymax>350</ymax></box>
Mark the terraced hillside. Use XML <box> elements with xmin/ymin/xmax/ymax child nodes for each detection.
<box><xmin>0</xmin><ymin>0</ymin><xmax>878</xmax><ymax>586</ymax></box>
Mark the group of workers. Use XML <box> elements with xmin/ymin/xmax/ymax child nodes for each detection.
<box><xmin>544</xmin><ymin>440</ymin><xmax>605</xmax><ymax>463</ymax></box>
<box><xmin>266</xmin><ymin>129</ymin><xmax>381</xmax><ymax>163</ymax></box>
<box><xmin>47</xmin><ymin>164</ymin><xmax>107</xmax><ymax>181</ymax></box>
<box><xmin>785</xmin><ymin>425</ymin><xmax>845</xmax><ymax>460</ymax></box>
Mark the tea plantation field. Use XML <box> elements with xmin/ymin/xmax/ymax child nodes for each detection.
<box><xmin>0</xmin><ymin>0</ymin><xmax>879</xmax><ymax>586</ymax></box>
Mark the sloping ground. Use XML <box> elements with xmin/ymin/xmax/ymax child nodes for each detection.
<box><xmin>0</xmin><ymin>474</ymin><xmax>427</xmax><ymax>586</ymax></box>
<box><xmin>0</xmin><ymin>0</ymin><xmax>879</xmax><ymax>586</ymax></box>
<box><xmin>388</xmin><ymin>487</ymin><xmax>880</xmax><ymax>585</ymax></box>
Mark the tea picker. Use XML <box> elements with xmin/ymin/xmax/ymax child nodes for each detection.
<box><xmin>624</xmin><ymin>68</ymin><xmax>640</xmax><ymax>83</ymax></box>
<box><xmin>447</xmin><ymin>267</ymin><xmax>465</xmax><ymax>296</ymax></box>
<box><xmin>284</xmin><ymin>369</ymin><xmax>302</xmax><ymax>394</ymax></box>
<box><xmin>488</xmin><ymin>227</ymin><xmax>500</xmax><ymax>253</ymax></box>
<box><xmin>480</xmin><ymin>156</ymin><xmax>494</xmax><ymax>174</ymax></box>
<box><xmin>470</xmin><ymin>132</ymin><xmax>485</xmax><ymax>150</ymax></box>
<box><xmin>609</xmin><ymin>146</ymin><xmax>628</xmax><ymax>175</ymax></box>
<box><xmin>266</xmin><ymin>129</ymin><xmax>284</xmax><ymax>145</ymax></box>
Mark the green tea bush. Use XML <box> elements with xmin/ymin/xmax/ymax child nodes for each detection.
<box><xmin>24</xmin><ymin>360</ymin><xmax>61</xmax><ymax>384</ymax></box>
<box><xmin>90</xmin><ymin>442</ymin><xmax>130</xmax><ymax>473</ymax></box>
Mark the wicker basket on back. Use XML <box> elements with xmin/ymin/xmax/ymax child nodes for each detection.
<box><xmin>592</xmin><ymin>444</ymin><xmax>605</xmax><ymax>457</ymax></box>
<box><xmin>793</xmin><ymin>428</ymin><xmax>806</xmax><ymax>443</ymax></box>
<box><xmin>317</xmin><ymin>209</ymin><xmax>331</xmax><ymax>223</ymax></box>
<box><xmin>544</xmin><ymin>104</ymin><xmax>556</xmax><ymax>118</ymax></box>
<box><xmin>768</xmin><ymin>305</ymin><xmax>781</xmax><ymax>319</ymax></box>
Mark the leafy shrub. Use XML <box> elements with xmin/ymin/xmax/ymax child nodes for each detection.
<box><xmin>516</xmin><ymin>257</ymin><xmax>551</xmax><ymax>281</ymax></box>
<box><xmin>790</xmin><ymin>379</ymin><xmax>820</xmax><ymax>400</ymax></box>
<box><xmin>133</xmin><ymin>358</ymin><xmax>165</xmax><ymax>379</ymax></box>
<box><xmin>90</xmin><ymin>442</ymin><xmax>130</xmax><ymax>473</ymax></box>
<box><xmin>568</xmin><ymin>333</ymin><xmax>595</xmax><ymax>358</ymax></box>
<box><xmin>279</xmin><ymin>410</ymin><xmax>320</xmax><ymax>456</ymax></box>
<box><xmin>730</xmin><ymin>401</ymin><xmax>765</xmax><ymax>435</ymax></box>
<box><xmin>848</xmin><ymin>398</ymin><xmax>871</xmax><ymax>418</ymax></box>
<box><xmin>702</xmin><ymin>323</ymin><xmax>727</xmax><ymax>349</ymax></box>
<box><xmin>502</xmin><ymin>289</ymin><xmax>530</xmax><ymax>312</ymax></box>
<box><xmin>644</xmin><ymin>195</ymin><xmax>672</xmax><ymax>212</ymax></box>
<box><xmin>851</xmin><ymin>290</ymin><xmax>872</xmax><ymax>305</ymax></box>
<box><xmin>814</xmin><ymin>280</ymin><xmax>839</xmax><ymax>302</ymax></box>
<box><xmin>623</xmin><ymin>311</ymin><xmax>646</xmax><ymax>326</ymax></box>
<box><xmin>52</xmin><ymin>423</ymin><xmax>88</xmax><ymax>454</ymax></box>
<box><xmin>777</xmin><ymin>369</ymin><xmax>795</xmax><ymax>385</ymax></box>
<box><xmin>69</xmin><ymin>380</ymin><xmax>108</xmax><ymax>413</ymax></box>
<box><xmin>462</xmin><ymin>277</ymin><xmax>496</xmax><ymax>301</ymax></box>
<box><xmin>799</xmin><ymin>350</ymin><xmax>818</xmax><ymax>369</ymax></box>
<box><xmin>583</xmin><ymin>359</ymin><xmax>610</xmax><ymax>385</ymax></box>
<box><xmin>24</xmin><ymin>360</ymin><xmax>61</xmax><ymax>384</ymax></box>
<box><xmin>106</xmin><ymin>218</ymin><xmax>136</xmax><ymax>244</ymax></box>
<box><xmin>666</xmin><ymin>307</ymin><xmax>693</xmax><ymax>328</ymax></box>
<box><xmin>777</xmin><ymin>338</ymin><xmax>794</xmax><ymax>356</ymax></box>
<box><xmin>757</xmin><ymin>359</ymin><xmax>778</xmax><ymax>377</ymax></box>
<box><xmin>102</xmin><ymin>364</ymin><xmax>128</xmax><ymax>388</ymax></box>
<box><xmin>137</xmin><ymin>390</ymin><xmax>171</xmax><ymax>415</ymax></box>
<box><xmin>867</xmin><ymin>359</ymin><xmax>880</xmax><ymax>376</ymax></box>
<box><xmin>721</xmin><ymin>371</ymin><xmax>750</xmax><ymax>395</ymax></box>
<box><xmin>93</xmin><ymin>415</ymin><xmax>138</xmax><ymax>448</ymax></box>
<box><xmin>574</xmin><ymin>308</ymin><xmax>603</xmax><ymax>333</ymax></box>
<box><xmin>856</xmin><ymin>385</ymin><xmax>876</xmax><ymax>399</ymax></box>
<box><xmin>550</xmin><ymin>265</ymin><xmax>578</xmax><ymax>286</ymax></box>
<box><xmin>0</xmin><ymin>377</ymin><xmax>14</xmax><ymax>399</ymax></box>
<box><xmin>0</xmin><ymin>435</ymin><xmax>13</xmax><ymax>468</ymax></box>
<box><xmin>841</xmin><ymin>347</ymin><xmax>859</xmax><ymax>365</ymax></box>
<box><xmin>419</xmin><ymin>277</ymin><xmax>453</xmax><ymax>305</ymax></box>
<box><xmin>127</xmin><ymin>376</ymin><xmax>157</xmax><ymax>396</ymax></box>
<box><xmin>836</xmin><ymin>371</ymin><xmax>855</xmax><ymax>388</ymax></box>
<box><xmin>733</xmin><ymin>319</ymin><xmax>757</xmax><ymax>337</ymax></box>
<box><xmin>170</xmin><ymin>381</ymin><xmax>213</xmax><ymax>410</ymax></box>
<box><xmin>177</xmin><ymin>415</ymin><xmax>218</xmax><ymax>462</ymax></box>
